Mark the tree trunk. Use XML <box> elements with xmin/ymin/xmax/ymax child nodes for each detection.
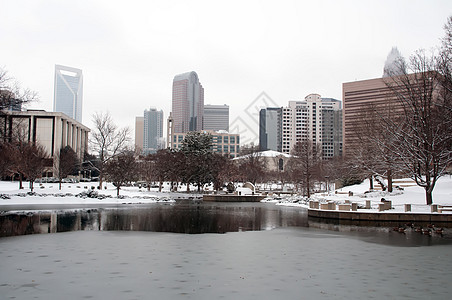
<box><xmin>30</xmin><ymin>180</ymin><xmax>34</xmax><ymax>192</ymax></box>
<box><xmin>99</xmin><ymin>170</ymin><xmax>103</xmax><ymax>189</ymax></box>
<box><xmin>387</xmin><ymin>169</ymin><xmax>393</xmax><ymax>193</ymax></box>
<box><xmin>369</xmin><ymin>175</ymin><xmax>374</xmax><ymax>190</ymax></box>
<box><xmin>117</xmin><ymin>186</ymin><xmax>120</xmax><ymax>196</ymax></box>
<box><xmin>59</xmin><ymin>180</ymin><xmax>62</xmax><ymax>190</ymax></box>
<box><xmin>19</xmin><ymin>173</ymin><xmax>23</xmax><ymax>189</ymax></box>
<box><xmin>426</xmin><ymin>189</ymin><xmax>433</xmax><ymax>205</ymax></box>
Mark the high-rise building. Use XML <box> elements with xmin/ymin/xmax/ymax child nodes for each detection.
<box><xmin>143</xmin><ymin>108</ymin><xmax>164</xmax><ymax>154</ymax></box>
<box><xmin>259</xmin><ymin>107</ymin><xmax>282</xmax><ymax>152</ymax></box>
<box><xmin>203</xmin><ymin>104</ymin><xmax>229</xmax><ymax>131</ymax></box>
<box><xmin>135</xmin><ymin>116</ymin><xmax>144</xmax><ymax>151</ymax></box>
<box><xmin>53</xmin><ymin>65</ymin><xmax>83</xmax><ymax>123</ymax></box>
<box><xmin>280</xmin><ymin>94</ymin><xmax>342</xmax><ymax>158</ymax></box>
<box><xmin>172</xmin><ymin>71</ymin><xmax>204</xmax><ymax>133</ymax></box>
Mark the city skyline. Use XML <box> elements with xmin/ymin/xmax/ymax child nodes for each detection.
<box><xmin>1</xmin><ymin>1</ymin><xmax>450</xmax><ymax>141</ymax></box>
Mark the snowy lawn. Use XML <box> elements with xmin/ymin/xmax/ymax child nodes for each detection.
<box><xmin>265</xmin><ymin>176</ymin><xmax>452</xmax><ymax>214</ymax></box>
<box><xmin>0</xmin><ymin>181</ymin><xmax>205</xmax><ymax>206</ymax></box>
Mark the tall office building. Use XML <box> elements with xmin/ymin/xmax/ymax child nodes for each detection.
<box><xmin>135</xmin><ymin>116</ymin><xmax>144</xmax><ymax>151</ymax></box>
<box><xmin>280</xmin><ymin>94</ymin><xmax>342</xmax><ymax>158</ymax></box>
<box><xmin>53</xmin><ymin>65</ymin><xmax>83</xmax><ymax>123</ymax></box>
<box><xmin>143</xmin><ymin>107</ymin><xmax>164</xmax><ymax>154</ymax></box>
<box><xmin>172</xmin><ymin>71</ymin><xmax>204</xmax><ymax>133</ymax></box>
<box><xmin>203</xmin><ymin>104</ymin><xmax>229</xmax><ymax>131</ymax></box>
<box><xmin>259</xmin><ymin>107</ymin><xmax>282</xmax><ymax>152</ymax></box>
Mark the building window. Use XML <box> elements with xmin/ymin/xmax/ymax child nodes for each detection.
<box><xmin>224</xmin><ymin>136</ymin><xmax>228</xmax><ymax>144</ymax></box>
<box><xmin>230</xmin><ymin>145</ymin><xmax>235</xmax><ymax>152</ymax></box>
<box><xmin>230</xmin><ymin>136</ymin><xmax>235</xmax><ymax>144</ymax></box>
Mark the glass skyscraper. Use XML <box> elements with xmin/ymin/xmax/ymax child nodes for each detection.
<box><xmin>53</xmin><ymin>65</ymin><xmax>83</xmax><ymax>123</ymax></box>
<box><xmin>143</xmin><ymin>107</ymin><xmax>164</xmax><ymax>154</ymax></box>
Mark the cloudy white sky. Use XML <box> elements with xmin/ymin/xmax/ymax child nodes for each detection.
<box><xmin>1</xmin><ymin>0</ymin><xmax>451</xmax><ymax>144</ymax></box>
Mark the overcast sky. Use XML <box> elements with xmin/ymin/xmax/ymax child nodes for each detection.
<box><xmin>1</xmin><ymin>0</ymin><xmax>451</xmax><ymax>145</ymax></box>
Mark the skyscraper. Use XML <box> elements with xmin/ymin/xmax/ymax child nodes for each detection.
<box><xmin>143</xmin><ymin>107</ymin><xmax>163</xmax><ymax>154</ymax></box>
<box><xmin>135</xmin><ymin>116</ymin><xmax>144</xmax><ymax>151</ymax></box>
<box><xmin>172</xmin><ymin>71</ymin><xmax>204</xmax><ymax>133</ymax></box>
<box><xmin>259</xmin><ymin>107</ymin><xmax>282</xmax><ymax>151</ymax></box>
<box><xmin>279</xmin><ymin>94</ymin><xmax>342</xmax><ymax>158</ymax></box>
<box><xmin>203</xmin><ymin>104</ymin><xmax>229</xmax><ymax>131</ymax></box>
<box><xmin>53</xmin><ymin>65</ymin><xmax>83</xmax><ymax>123</ymax></box>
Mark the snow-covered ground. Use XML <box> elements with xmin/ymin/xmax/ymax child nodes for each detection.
<box><xmin>0</xmin><ymin>181</ymin><xmax>202</xmax><ymax>206</ymax></box>
<box><xmin>264</xmin><ymin>176</ymin><xmax>452</xmax><ymax>214</ymax></box>
<box><xmin>1</xmin><ymin>176</ymin><xmax>451</xmax><ymax>214</ymax></box>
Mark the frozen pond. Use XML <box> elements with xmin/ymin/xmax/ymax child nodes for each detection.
<box><xmin>1</xmin><ymin>202</ymin><xmax>452</xmax><ymax>299</ymax></box>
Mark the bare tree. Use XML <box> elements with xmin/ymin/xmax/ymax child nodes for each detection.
<box><xmin>287</xmin><ymin>140</ymin><xmax>321</xmax><ymax>198</ymax></box>
<box><xmin>0</xmin><ymin>142</ymin><xmax>15</xmax><ymax>178</ymax></box>
<box><xmin>90</xmin><ymin>112</ymin><xmax>131</xmax><ymax>189</ymax></box>
<box><xmin>381</xmin><ymin>47</ymin><xmax>452</xmax><ymax>204</ymax></box>
<box><xmin>105</xmin><ymin>151</ymin><xmax>139</xmax><ymax>196</ymax></box>
<box><xmin>14</xmin><ymin>142</ymin><xmax>48</xmax><ymax>192</ymax></box>
<box><xmin>138</xmin><ymin>153</ymin><xmax>156</xmax><ymax>191</ymax></box>
<box><xmin>237</xmin><ymin>144</ymin><xmax>266</xmax><ymax>186</ymax></box>
<box><xmin>57</xmin><ymin>146</ymin><xmax>80</xmax><ymax>190</ymax></box>
<box><xmin>0</xmin><ymin>67</ymin><xmax>38</xmax><ymax>112</ymax></box>
<box><xmin>349</xmin><ymin>102</ymin><xmax>408</xmax><ymax>192</ymax></box>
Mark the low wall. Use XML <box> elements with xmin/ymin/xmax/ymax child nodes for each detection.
<box><xmin>308</xmin><ymin>209</ymin><xmax>452</xmax><ymax>224</ymax></box>
<box><xmin>203</xmin><ymin>195</ymin><xmax>266</xmax><ymax>202</ymax></box>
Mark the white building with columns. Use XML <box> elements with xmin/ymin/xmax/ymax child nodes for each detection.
<box><xmin>1</xmin><ymin>109</ymin><xmax>90</xmax><ymax>177</ymax></box>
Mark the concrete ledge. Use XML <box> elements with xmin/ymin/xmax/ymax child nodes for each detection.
<box><xmin>203</xmin><ymin>195</ymin><xmax>266</xmax><ymax>202</ymax></box>
<box><xmin>308</xmin><ymin>209</ymin><xmax>452</xmax><ymax>224</ymax></box>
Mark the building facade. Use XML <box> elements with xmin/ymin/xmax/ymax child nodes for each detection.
<box><xmin>171</xmin><ymin>130</ymin><xmax>240</xmax><ymax>158</ymax></box>
<box><xmin>259</xmin><ymin>107</ymin><xmax>282</xmax><ymax>152</ymax></box>
<box><xmin>143</xmin><ymin>108</ymin><xmax>164</xmax><ymax>154</ymax></box>
<box><xmin>134</xmin><ymin>116</ymin><xmax>144</xmax><ymax>151</ymax></box>
<box><xmin>203</xmin><ymin>104</ymin><xmax>229</xmax><ymax>131</ymax></box>
<box><xmin>172</xmin><ymin>71</ymin><xmax>204</xmax><ymax>133</ymax></box>
<box><xmin>0</xmin><ymin>110</ymin><xmax>89</xmax><ymax>177</ymax></box>
<box><xmin>280</xmin><ymin>94</ymin><xmax>342</xmax><ymax>158</ymax></box>
<box><xmin>53</xmin><ymin>65</ymin><xmax>83</xmax><ymax>123</ymax></box>
<box><xmin>342</xmin><ymin>77</ymin><xmax>405</xmax><ymax>157</ymax></box>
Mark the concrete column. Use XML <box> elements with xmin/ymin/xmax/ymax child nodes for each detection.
<box><xmin>67</xmin><ymin>122</ymin><xmax>72</xmax><ymax>148</ymax></box>
<box><xmin>62</xmin><ymin>120</ymin><xmax>67</xmax><ymax>147</ymax></box>
<box><xmin>49</xmin><ymin>213</ymin><xmax>57</xmax><ymax>233</ymax></box>
<box><xmin>365</xmin><ymin>200</ymin><xmax>371</xmax><ymax>209</ymax></box>
<box><xmin>404</xmin><ymin>204</ymin><xmax>411</xmax><ymax>212</ymax></box>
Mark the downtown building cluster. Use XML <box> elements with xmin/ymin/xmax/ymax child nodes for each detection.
<box><xmin>259</xmin><ymin>93</ymin><xmax>343</xmax><ymax>159</ymax></box>
<box><xmin>135</xmin><ymin>71</ymin><xmax>239</xmax><ymax>157</ymax></box>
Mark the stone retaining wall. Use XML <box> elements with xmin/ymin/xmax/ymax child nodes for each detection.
<box><xmin>308</xmin><ymin>209</ymin><xmax>452</xmax><ymax>223</ymax></box>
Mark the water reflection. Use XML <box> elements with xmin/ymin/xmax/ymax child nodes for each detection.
<box><xmin>1</xmin><ymin>202</ymin><xmax>451</xmax><ymax>246</ymax></box>
<box><xmin>0</xmin><ymin>202</ymin><xmax>308</xmax><ymax>237</ymax></box>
